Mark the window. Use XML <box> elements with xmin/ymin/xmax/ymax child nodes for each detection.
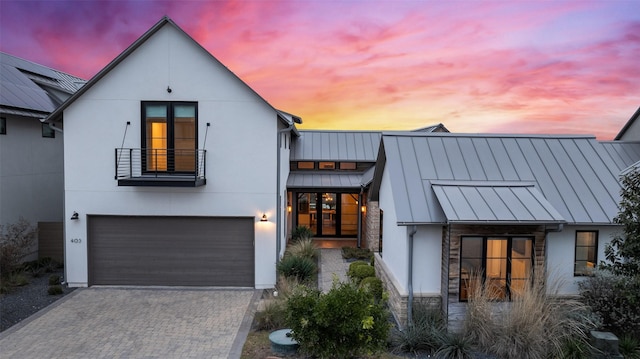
<box><xmin>339</xmin><ymin>162</ymin><xmax>356</xmax><ymax>170</ymax></box>
<box><xmin>575</xmin><ymin>231</ymin><xmax>597</xmax><ymax>276</ymax></box>
<box><xmin>459</xmin><ymin>236</ymin><xmax>533</xmax><ymax>301</ymax></box>
<box><xmin>142</xmin><ymin>102</ymin><xmax>197</xmax><ymax>172</ymax></box>
<box><xmin>0</xmin><ymin>117</ymin><xmax>5</xmax><ymax>134</ymax></box>
<box><xmin>297</xmin><ymin>162</ymin><xmax>314</xmax><ymax>170</ymax></box>
<box><xmin>379</xmin><ymin>210</ymin><xmax>384</xmax><ymax>256</ymax></box>
<box><xmin>41</xmin><ymin>123</ymin><xmax>55</xmax><ymax>138</ymax></box>
<box><xmin>319</xmin><ymin>162</ymin><xmax>335</xmax><ymax>169</ymax></box>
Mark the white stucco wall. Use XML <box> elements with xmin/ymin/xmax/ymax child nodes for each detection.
<box><xmin>0</xmin><ymin>116</ymin><xmax>63</xmax><ymax>225</ymax></box>
<box><xmin>377</xmin><ymin>164</ymin><xmax>410</xmax><ymax>294</ymax></box>
<box><xmin>62</xmin><ymin>24</ymin><xmax>280</xmax><ymax>288</ymax></box>
<box><xmin>412</xmin><ymin>225</ymin><xmax>442</xmax><ymax>294</ymax></box>
<box><xmin>546</xmin><ymin>225</ymin><xmax>618</xmax><ymax>295</ymax></box>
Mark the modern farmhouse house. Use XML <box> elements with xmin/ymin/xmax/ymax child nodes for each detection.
<box><xmin>38</xmin><ymin>15</ymin><xmax>640</xmax><ymax>331</ymax></box>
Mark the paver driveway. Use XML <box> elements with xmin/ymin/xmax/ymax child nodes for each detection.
<box><xmin>0</xmin><ymin>288</ymin><xmax>259</xmax><ymax>359</ymax></box>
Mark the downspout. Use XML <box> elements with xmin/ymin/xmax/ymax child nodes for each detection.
<box><xmin>357</xmin><ymin>186</ymin><xmax>364</xmax><ymax>248</ymax></box>
<box><xmin>407</xmin><ymin>225</ymin><xmax>417</xmax><ymax>328</ymax></box>
<box><xmin>276</xmin><ymin>121</ymin><xmax>294</xmax><ymax>271</ymax></box>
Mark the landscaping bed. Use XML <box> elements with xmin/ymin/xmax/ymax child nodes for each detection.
<box><xmin>0</xmin><ymin>269</ymin><xmax>75</xmax><ymax>332</ymax></box>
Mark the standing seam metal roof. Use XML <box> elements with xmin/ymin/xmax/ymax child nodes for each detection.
<box><xmin>378</xmin><ymin>133</ymin><xmax>637</xmax><ymax>225</ymax></box>
<box><xmin>290</xmin><ymin>131</ymin><xmax>382</xmax><ymax>161</ymax></box>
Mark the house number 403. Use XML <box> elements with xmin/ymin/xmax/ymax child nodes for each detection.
<box><xmin>70</xmin><ymin>238</ymin><xmax>82</xmax><ymax>244</ymax></box>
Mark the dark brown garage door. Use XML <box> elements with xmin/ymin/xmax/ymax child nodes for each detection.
<box><xmin>88</xmin><ymin>216</ymin><xmax>254</xmax><ymax>287</ymax></box>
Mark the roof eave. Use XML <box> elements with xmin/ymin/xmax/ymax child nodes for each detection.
<box><xmin>614</xmin><ymin>106</ymin><xmax>640</xmax><ymax>140</ymax></box>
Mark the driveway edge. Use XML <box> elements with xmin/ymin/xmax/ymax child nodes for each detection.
<box><xmin>228</xmin><ymin>289</ymin><xmax>262</xmax><ymax>359</ymax></box>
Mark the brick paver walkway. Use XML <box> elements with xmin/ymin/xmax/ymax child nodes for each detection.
<box><xmin>0</xmin><ymin>288</ymin><xmax>258</xmax><ymax>359</ymax></box>
<box><xmin>318</xmin><ymin>248</ymin><xmax>351</xmax><ymax>292</ymax></box>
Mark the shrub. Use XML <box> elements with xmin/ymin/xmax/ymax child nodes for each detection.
<box><xmin>348</xmin><ymin>260</ymin><xmax>369</xmax><ymax>272</ymax></box>
<box><xmin>276</xmin><ymin>255</ymin><xmax>316</xmax><ymax>282</ymax></box>
<box><xmin>0</xmin><ymin>218</ymin><xmax>37</xmax><ymax>279</ymax></box>
<box><xmin>48</xmin><ymin>285</ymin><xmax>63</xmax><ymax>295</ymax></box>
<box><xmin>254</xmin><ymin>299</ymin><xmax>287</xmax><ymax>330</ymax></box>
<box><xmin>341</xmin><ymin>246</ymin><xmax>373</xmax><ymax>260</ymax></box>
<box><xmin>48</xmin><ymin>274</ymin><xmax>61</xmax><ymax>285</ymax></box>
<box><xmin>392</xmin><ymin>303</ymin><xmax>445</xmax><ymax>354</ymax></box>
<box><xmin>286</xmin><ymin>282</ymin><xmax>390</xmax><ymax>358</ymax></box>
<box><xmin>22</xmin><ymin>259</ymin><xmax>45</xmax><ymax>277</ymax></box>
<box><xmin>290</xmin><ymin>226</ymin><xmax>313</xmax><ymax>244</ymax></box>
<box><xmin>359</xmin><ymin>276</ymin><xmax>383</xmax><ymax>301</ymax></box>
<box><xmin>347</xmin><ymin>264</ymin><xmax>375</xmax><ymax>285</ymax></box>
<box><xmin>286</xmin><ymin>238</ymin><xmax>318</xmax><ymax>260</ymax></box>
<box><xmin>434</xmin><ymin>333</ymin><xmax>474</xmax><ymax>359</ymax></box>
<box><xmin>620</xmin><ymin>335</ymin><xmax>640</xmax><ymax>359</ymax></box>
<box><xmin>464</xmin><ymin>272</ymin><xmax>597</xmax><ymax>359</ymax></box>
<box><xmin>0</xmin><ymin>271</ymin><xmax>29</xmax><ymax>293</ymax></box>
<box><xmin>578</xmin><ymin>270</ymin><xmax>640</xmax><ymax>335</ymax></box>
<box><xmin>559</xmin><ymin>337</ymin><xmax>590</xmax><ymax>359</ymax></box>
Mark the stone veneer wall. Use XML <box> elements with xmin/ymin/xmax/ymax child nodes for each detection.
<box><xmin>365</xmin><ymin>201</ymin><xmax>380</xmax><ymax>251</ymax></box>
<box><xmin>374</xmin><ymin>253</ymin><xmax>440</xmax><ymax>328</ymax></box>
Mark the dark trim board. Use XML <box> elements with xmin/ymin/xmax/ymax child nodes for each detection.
<box><xmin>87</xmin><ymin>215</ymin><xmax>254</xmax><ymax>287</ymax></box>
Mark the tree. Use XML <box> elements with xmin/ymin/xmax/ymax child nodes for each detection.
<box><xmin>602</xmin><ymin>168</ymin><xmax>640</xmax><ymax>276</ymax></box>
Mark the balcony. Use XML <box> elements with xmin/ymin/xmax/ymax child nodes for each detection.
<box><xmin>115</xmin><ymin>148</ymin><xmax>206</xmax><ymax>187</ymax></box>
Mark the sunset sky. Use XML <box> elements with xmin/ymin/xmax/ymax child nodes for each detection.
<box><xmin>1</xmin><ymin>0</ymin><xmax>639</xmax><ymax>139</ymax></box>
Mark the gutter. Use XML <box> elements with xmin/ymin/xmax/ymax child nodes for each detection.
<box><xmin>357</xmin><ymin>185</ymin><xmax>364</xmax><ymax>248</ymax></box>
<box><xmin>40</xmin><ymin>118</ymin><xmax>63</xmax><ymax>133</ymax></box>
<box><xmin>276</xmin><ymin>120</ymin><xmax>294</xmax><ymax>274</ymax></box>
<box><xmin>407</xmin><ymin>225</ymin><xmax>417</xmax><ymax>328</ymax></box>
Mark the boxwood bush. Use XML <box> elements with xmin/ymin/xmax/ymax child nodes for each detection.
<box><xmin>348</xmin><ymin>264</ymin><xmax>375</xmax><ymax>285</ymax></box>
<box><xmin>359</xmin><ymin>276</ymin><xmax>383</xmax><ymax>301</ymax></box>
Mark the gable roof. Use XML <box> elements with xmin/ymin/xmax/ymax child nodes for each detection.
<box><xmin>1</xmin><ymin>52</ymin><xmax>85</xmax><ymax>118</ymax></box>
<box><xmin>372</xmin><ymin>133</ymin><xmax>637</xmax><ymax>225</ymax></box>
<box><xmin>44</xmin><ymin>16</ymin><xmax>297</xmax><ymax>127</ymax></box>
<box><xmin>614</xmin><ymin>106</ymin><xmax>640</xmax><ymax>140</ymax></box>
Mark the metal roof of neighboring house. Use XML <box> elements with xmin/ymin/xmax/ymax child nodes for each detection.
<box><xmin>372</xmin><ymin>133</ymin><xmax>637</xmax><ymax>225</ymax></box>
<box><xmin>412</xmin><ymin>123</ymin><xmax>449</xmax><ymax>132</ymax></box>
<box><xmin>614</xmin><ymin>106</ymin><xmax>640</xmax><ymax>140</ymax></box>
<box><xmin>43</xmin><ymin>16</ymin><xmax>299</xmax><ymax>128</ymax></box>
<box><xmin>431</xmin><ymin>181</ymin><xmax>565</xmax><ymax>224</ymax></box>
<box><xmin>0</xmin><ymin>52</ymin><xmax>85</xmax><ymax>117</ymax></box>
<box><xmin>287</xmin><ymin>172</ymin><xmax>364</xmax><ymax>189</ymax></box>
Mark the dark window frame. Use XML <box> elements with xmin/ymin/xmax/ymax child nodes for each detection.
<box><xmin>459</xmin><ymin>235</ymin><xmax>535</xmax><ymax>302</ymax></box>
<box><xmin>0</xmin><ymin>117</ymin><xmax>6</xmax><ymax>135</ymax></box>
<box><xmin>574</xmin><ymin>230</ymin><xmax>598</xmax><ymax>276</ymax></box>
<box><xmin>141</xmin><ymin>101</ymin><xmax>198</xmax><ymax>174</ymax></box>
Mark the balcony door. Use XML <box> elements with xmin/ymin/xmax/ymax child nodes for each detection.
<box><xmin>142</xmin><ymin>102</ymin><xmax>197</xmax><ymax>173</ymax></box>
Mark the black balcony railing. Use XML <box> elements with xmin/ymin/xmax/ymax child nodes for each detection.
<box><xmin>115</xmin><ymin>148</ymin><xmax>206</xmax><ymax>187</ymax></box>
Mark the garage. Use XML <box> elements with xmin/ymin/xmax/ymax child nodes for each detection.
<box><xmin>87</xmin><ymin>216</ymin><xmax>254</xmax><ymax>287</ymax></box>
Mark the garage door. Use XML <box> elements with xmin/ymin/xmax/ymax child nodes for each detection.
<box><xmin>88</xmin><ymin>216</ymin><xmax>254</xmax><ymax>287</ymax></box>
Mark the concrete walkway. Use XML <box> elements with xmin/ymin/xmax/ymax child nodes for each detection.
<box><xmin>0</xmin><ymin>288</ymin><xmax>259</xmax><ymax>359</ymax></box>
<box><xmin>318</xmin><ymin>248</ymin><xmax>351</xmax><ymax>292</ymax></box>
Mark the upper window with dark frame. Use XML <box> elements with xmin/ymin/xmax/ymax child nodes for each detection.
<box><xmin>459</xmin><ymin>236</ymin><xmax>533</xmax><ymax>301</ymax></box>
<box><xmin>297</xmin><ymin>161</ymin><xmax>315</xmax><ymax>169</ymax></box>
<box><xmin>574</xmin><ymin>231</ymin><xmax>598</xmax><ymax>276</ymax></box>
<box><xmin>41</xmin><ymin>123</ymin><xmax>55</xmax><ymax>138</ymax></box>
<box><xmin>142</xmin><ymin>102</ymin><xmax>197</xmax><ymax>173</ymax></box>
<box><xmin>0</xmin><ymin>117</ymin><xmax>6</xmax><ymax>135</ymax></box>
<box><xmin>319</xmin><ymin>162</ymin><xmax>336</xmax><ymax>170</ymax></box>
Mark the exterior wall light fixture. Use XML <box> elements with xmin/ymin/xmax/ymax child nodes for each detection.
<box><xmin>287</xmin><ymin>202</ymin><xmax>292</xmax><ymax>213</ymax></box>
<box><xmin>70</xmin><ymin>211</ymin><xmax>79</xmax><ymax>220</ymax></box>
<box><xmin>260</xmin><ymin>213</ymin><xmax>268</xmax><ymax>222</ymax></box>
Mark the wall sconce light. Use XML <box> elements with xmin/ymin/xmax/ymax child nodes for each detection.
<box><xmin>166</xmin><ymin>86</ymin><xmax>172</xmax><ymax>93</ymax></box>
<box><xmin>260</xmin><ymin>213</ymin><xmax>268</xmax><ymax>222</ymax></box>
<box><xmin>287</xmin><ymin>202</ymin><xmax>292</xmax><ymax>213</ymax></box>
<box><xmin>70</xmin><ymin>211</ymin><xmax>79</xmax><ymax>220</ymax></box>
<box><xmin>361</xmin><ymin>205</ymin><xmax>366</xmax><ymax>213</ymax></box>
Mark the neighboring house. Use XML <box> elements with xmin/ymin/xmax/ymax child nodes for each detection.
<box><xmin>44</xmin><ymin>17</ymin><xmax>299</xmax><ymax>288</ymax></box>
<box><xmin>368</xmin><ymin>132</ymin><xmax>640</xmax><ymax>329</ymax></box>
<box><xmin>614</xmin><ymin>106</ymin><xmax>640</xmax><ymax>141</ymax></box>
<box><xmin>0</xmin><ymin>52</ymin><xmax>85</xmax><ymax>262</ymax></box>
